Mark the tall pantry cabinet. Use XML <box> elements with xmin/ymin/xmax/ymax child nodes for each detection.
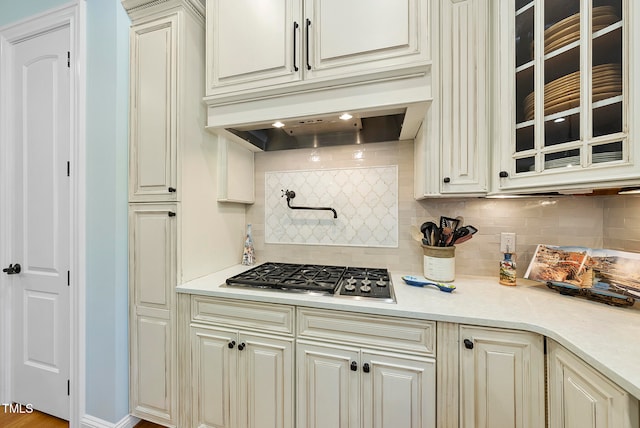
<box><xmin>122</xmin><ymin>0</ymin><xmax>245</xmax><ymax>426</ymax></box>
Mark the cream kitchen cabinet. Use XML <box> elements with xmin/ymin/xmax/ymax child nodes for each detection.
<box><xmin>191</xmin><ymin>327</ymin><xmax>294</xmax><ymax>428</ymax></box>
<box><xmin>296</xmin><ymin>308</ymin><xmax>436</xmax><ymax>428</ymax></box>
<box><xmin>459</xmin><ymin>325</ymin><xmax>545</xmax><ymax>428</ymax></box>
<box><xmin>547</xmin><ymin>339</ymin><xmax>639</xmax><ymax>428</ymax></box>
<box><xmin>493</xmin><ymin>0</ymin><xmax>640</xmax><ymax>194</ymax></box>
<box><xmin>183</xmin><ymin>296</ymin><xmax>295</xmax><ymax>428</ymax></box>
<box><xmin>124</xmin><ymin>0</ymin><xmax>246</xmax><ymax>425</ymax></box>
<box><xmin>204</xmin><ymin>0</ymin><xmax>430</xmax><ymax>99</ymax></box>
<box><xmin>128</xmin><ymin>12</ymin><xmax>178</xmax><ymax>203</ymax></box>
<box><xmin>414</xmin><ymin>0</ymin><xmax>489</xmax><ymax>197</ymax></box>
<box><xmin>129</xmin><ymin>203</ymin><xmax>177</xmax><ymax>425</ymax></box>
<box><xmin>297</xmin><ymin>341</ymin><xmax>435</xmax><ymax>428</ymax></box>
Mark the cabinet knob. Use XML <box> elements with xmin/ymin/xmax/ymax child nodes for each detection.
<box><xmin>238</xmin><ymin>342</ymin><xmax>246</xmax><ymax>351</ymax></box>
<box><xmin>168</xmin><ymin>211</ymin><xmax>176</xmax><ymax>217</ymax></box>
<box><xmin>499</xmin><ymin>171</ymin><xmax>509</xmax><ymax>178</ymax></box>
<box><xmin>443</xmin><ymin>177</ymin><xmax>451</xmax><ymax>183</ymax></box>
<box><xmin>350</xmin><ymin>361</ymin><xmax>358</xmax><ymax>371</ymax></box>
<box><xmin>362</xmin><ymin>363</ymin><xmax>370</xmax><ymax>373</ymax></box>
<box><xmin>168</xmin><ymin>187</ymin><xmax>176</xmax><ymax>193</ymax></box>
<box><xmin>463</xmin><ymin>339</ymin><xmax>474</xmax><ymax>349</ymax></box>
<box><xmin>228</xmin><ymin>340</ymin><xmax>235</xmax><ymax>349</ymax></box>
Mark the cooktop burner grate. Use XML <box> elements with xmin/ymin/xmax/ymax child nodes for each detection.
<box><xmin>225</xmin><ymin>262</ymin><xmax>395</xmax><ymax>302</ymax></box>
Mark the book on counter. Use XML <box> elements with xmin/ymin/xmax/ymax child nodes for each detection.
<box><xmin>525</xmin><ymin>244</ymin><xmax>640</xmax><ymax>306</ymax></box>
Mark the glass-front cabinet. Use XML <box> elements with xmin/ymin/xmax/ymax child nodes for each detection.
<box><xmin>494</xmin><ymin>0</ymin><xmax>640</xmax><ymax>193</ymax></box>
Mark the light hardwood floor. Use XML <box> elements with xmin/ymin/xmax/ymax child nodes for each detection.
<box><xmin>0</xmin><ymin>408</ymin><xmax>165</xmax><ymax>428</ymax></box>
<box><xmin>0</xmin><ymin>408</ymin><xmax>67</xmax><ymax>428</ymax></box>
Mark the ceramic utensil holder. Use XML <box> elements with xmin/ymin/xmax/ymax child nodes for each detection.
<box><xmin>422</xmin><ymin>245</ymin><xmax>455</xmax><ymax>282</ymax></box>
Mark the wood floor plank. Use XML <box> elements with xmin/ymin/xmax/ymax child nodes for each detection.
<box><xmin>0</xmin><ymin>407</ymin><xmax>68</xmax><ymax>428</ymax></box>
<box><xmin>0</xmin><ymin>406</ymin><xmax>166</xmax><ymax>428</ymax></box>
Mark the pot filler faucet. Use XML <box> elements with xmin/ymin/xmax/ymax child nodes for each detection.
<box><xmin>281</xmin><ymin>189</ymin><xmax>338</xmax><ymax>218</ymax></box>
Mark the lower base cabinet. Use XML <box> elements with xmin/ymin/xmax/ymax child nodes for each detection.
<box><xmin>547</xmin><ymin>339</ymin><xmax>639</xmax><ymax>428</ymax></box>
<box><xmin>459</xmin><ymin>325</ymin><xmax>546</xmax><ymax>428</ymax></box>
<box><xmin>296</xmin><ymin>341</ymin><xmax>436</xmax><ymax>428</ymax></box>
<box><xmin>191</xmin><ymin>326</ymin><xmax>294</xmax><ymax>428</ymax></box>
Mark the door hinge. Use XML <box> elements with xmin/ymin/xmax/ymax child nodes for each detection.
<box><xmin>67</xmin><ymin>270</ymin><xmax>70</xmax><ymax>286</ymax></box>
<box><xmin>67</xmin><ymin>379</ymin><xmax>70</xmax><ymax>396</ymax></box>
<box><xmin>67</xmin><ymin>51</ymin><xmax>70</xmax><ymax>68</ymax></box>
<box><xmin>67</xmin><ymin>161</ymin><xmax>70</xmax><ymax>177</ymax></box>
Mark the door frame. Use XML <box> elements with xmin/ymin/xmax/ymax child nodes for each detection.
<box><xmin>0</xmin><ymin>1</ymin><xmax>86</xmax><ymax>426</ymax></box>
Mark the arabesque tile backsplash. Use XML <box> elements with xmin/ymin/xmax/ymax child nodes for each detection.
<box><xmin>246</xmin><ymin>140</ymin><xmax>640</xmax><ymax>277</ymax></box>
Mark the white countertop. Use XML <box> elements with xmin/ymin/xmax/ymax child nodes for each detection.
<box><xmin>178</xmin><ymin>264</ymin><xmax>640</xmax><ymax>400</ymax></box>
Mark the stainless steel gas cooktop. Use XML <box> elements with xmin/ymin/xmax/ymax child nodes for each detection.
<box><xmin>225</xmin><ymin>262</ymin><xmax>396</xmax><ymax>303</ymax></box>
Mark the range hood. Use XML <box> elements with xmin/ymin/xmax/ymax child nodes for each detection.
<box><xmin>227</xmin><ymin>108</ymin><xmax>414</xmax><ymax>151</ymax></box>
<box><xmin>205</xmin><ymin>67</ymin><xmax>432</xmax><ymax>151</ymax></box>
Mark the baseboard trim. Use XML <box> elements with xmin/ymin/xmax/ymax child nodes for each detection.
<box><xmin>81</xmin><ymin>413</ymin><xmax>140</xmax><ymax>428</ymax></box>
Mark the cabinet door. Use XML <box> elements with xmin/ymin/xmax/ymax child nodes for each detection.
<box><xmin>129</xmin><ymin>203</ymin><xmax>177</xmax><ymax>425</ymax></box>
<box><xmin>192</xmin><ymin>326</ymin><xmax>238</xmax><ymax>428</ymax></box>
<box><xmin>297</xmin><ymin>341</ymin><xmax>360</xmax><ymax>428</ymax></box>
<box><xmin>303</xmin><ymin>0</ymin><xmax>428</xmax><ymax>81</ymax></box>
<box><xmin>238</xmin><ymin>333</ymin><xmax>294</xmax><ymax>428</ymax></box>
<box><xmin>547</xmin><ymin>340</ymin><xmax>639</xmax><ymax>428</ymax></box>
<box><xmin>131</xmin><ymin>309</ymin><xmax>175</xmax><ymax>425</ymax></box>
<box><xmin>494</xmin><ymin>0</ymin><xmax>639</xmax><ymax>193</ymax></box>
<box><xmin>206</xmin><ymin>0</ymin><xmax>302</xmax><ymax>96</ymax></box>
<box><xmin>129</xmin><ymin>16</ymin><xmax>178</xmax><ymax>202</ymax></box>
<box><xmin>129</xmin><ymin>204</ymin><xmax>177</xmax><ymax>311</ymax></box>
<box><xmin>439</xmin><ymin>0</ymin><xmax>488</xmax><ymax>195</ymax></box>
<box><xmin>459</xmin><ymin>326</ymin><xmax>545</xmax><ymax>428</ymax></box>
<box><xmin>362</xmin><ymin>351</ymin><xmax>436</xmax><ymax>428</ymax></box>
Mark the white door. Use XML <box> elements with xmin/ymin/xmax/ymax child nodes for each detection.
<box><xmin>8</xmin><ymin>25</ymin><xmax>71</xmax><ymax>419</ymax></box>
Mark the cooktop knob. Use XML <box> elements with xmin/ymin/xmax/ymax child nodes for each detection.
<box><xmin>344</xmin><ymin>282</ymin><xmax>356</xmax><ymax>291</ymax></box>
<box><xmin>361</xmin><ymin>278</ymin><xmax>371</xmax><ymax>286</ymax></box>
<box><xmin>360</xmin><ymin>284</ymin><xmax>372</xmax><ymax>293</ymax></box>
<box><xmin>376</xmin><ymin>280</ymin><xmax>387</xmax><ymax>287</ymax></box>
<box><xmin>347</xmin><ymin>277</ymin><xmax>356</xmax><ymax>285</ymax></box>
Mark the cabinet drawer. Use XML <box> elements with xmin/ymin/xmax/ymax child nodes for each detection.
<box><xmin>192</xmin><ymin>296</ymin><xmax>294</xmax><ymax>336</ymax></box>
<box><xmin>297</xmin><ymin>308</ymin><xmax>435</xmax><ymax>356</ymax></box>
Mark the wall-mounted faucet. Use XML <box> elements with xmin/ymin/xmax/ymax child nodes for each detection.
<box><xmin>281</xmin><ymin>189</ymin><xmax>337</xmax><ymax>218</ymax></box>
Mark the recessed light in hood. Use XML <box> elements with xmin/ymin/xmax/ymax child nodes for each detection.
<box><xmin>227</xmin><ymin>108</ymin><xmax>407</xmax><ymax>151</ymax></box>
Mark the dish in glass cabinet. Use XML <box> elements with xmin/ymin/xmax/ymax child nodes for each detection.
<box><xmin>523</xmin><ymin>63</ymin><xmax>621</xmax><ymax>121</ymax></box>
<box><xmin>529</xmin><ymin>6</ymin><xmax>619</xmax><ymax>58</ymax></box>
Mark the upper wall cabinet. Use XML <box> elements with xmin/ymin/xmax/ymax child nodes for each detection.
<box><xmin>493</xmin><ymin>0</ymin><xmax>640</xmax><ymax>193</ymax></box>
<box><xmin>414</xmin><ymin>0</ymin><xmax>489</xmax><ymax>198</ymax></box>
<box><xmin>129</xmin><ymin>15</ymin><xmax>178</xmax><ymax>202</ymax></box>
<box><xmin>205</xmin><ymin>0</ymin><xmax>430</xmax><ymax>100</ymax></box>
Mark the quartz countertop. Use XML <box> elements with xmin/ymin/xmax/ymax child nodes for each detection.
<box><xmin>178</xmin><ymin>264</ymin><xmax>640</xmax><ymax>400</ymax></box>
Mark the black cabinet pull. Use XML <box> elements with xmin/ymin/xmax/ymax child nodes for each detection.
<box><xmin>305</xmin><ymin>19</ymin><xmax>311</xmax><ymax>70</ymax></box>
<box><xmin>228</xmin><ymin>340</ymin><xmax>236</xmax><ymax>349</ymax></box>
<box><xmin>499</xmin><ymin>171</ymin><xmax>509</xmax><ymax>178</ymax></box>
<box><xmin>238</xmin><ymin>342</ymin><xmax>246</xmax><ymax>351</ymax></box>
<box><xmin>362</xmin><ymin>363</ymin><xmax>370</xmax><ymax>373</ymax></box>
<box><xmin>350</xmin><ymin>361</ymin><xmax>357</xmax><ymax>371</ymax></box>
<box><xmin>168</xmin><ymin>187</ymin><xmax>176</xmax><ymax>193</ymax></box>
<box><xmin>463</xmin><ymin>339</ymin><xmax>474</xmax><ymax>349</ymax></box>
<box><xmin>293</xmin><ymin>22</ymin><xmax>299</xmax><ymax>72</ymax></box>
<box><xmin>443</xmin><ymin>177</ymin><xmax>451</xmax><ymax>183</ymax></box>
<box><xmin>168</xmin><ymin>212</ymin><xmax>176</xmax><ymax>217</ymax></box>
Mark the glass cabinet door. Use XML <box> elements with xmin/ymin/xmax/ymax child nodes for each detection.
<box><xmin>511</xmin><ymin>0</ymin><xmax>625</xmax><ymax>176</ymax></box>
